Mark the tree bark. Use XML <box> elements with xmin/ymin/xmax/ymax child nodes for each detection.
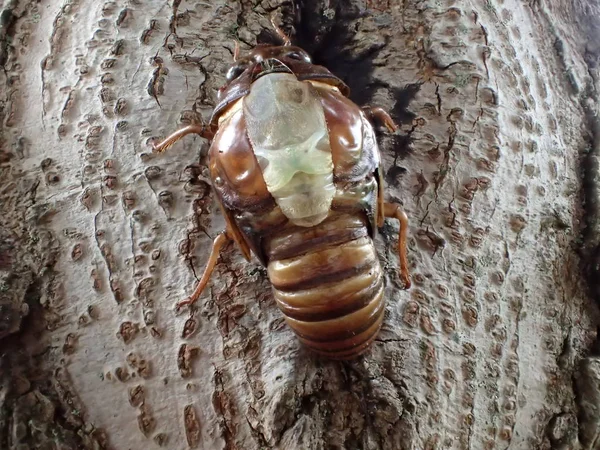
<box><xmin>1</xmin><ymin>0</ymin><xmax>600</xmax><ymax>449</ymax></box>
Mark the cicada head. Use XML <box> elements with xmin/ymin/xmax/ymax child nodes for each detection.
<box><xmin>218</xmin><ymin>45</ymin><xmax>313</xmax><ymax>97</ymax></box>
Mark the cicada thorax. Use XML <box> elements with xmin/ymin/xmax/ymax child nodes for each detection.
<box><xmin>209</xmin><ymin>74</ymin><xmax>386</xmax><ymax>358</ymax></box>
<box><xmin>243</xmin><ymin>73</ymin><xmax>336</xmax><ymax>228</ymax></box>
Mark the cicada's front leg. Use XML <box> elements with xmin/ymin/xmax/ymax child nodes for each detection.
<box><xmin>152</xmin><ymin>124</ymin><xmax>211</xmax><ymax>153</ymax></box>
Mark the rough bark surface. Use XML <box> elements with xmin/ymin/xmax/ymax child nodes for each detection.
<box><xmin>1</xmin><ymin>0</ymin><xmax>600</xmax><ymax>449</ymax></box>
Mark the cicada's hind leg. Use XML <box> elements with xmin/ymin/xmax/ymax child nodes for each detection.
<box><xmin>362</xmin><ymin>106</ymin><xmax>399</xmax><ymax>133</ymax></box>
<box><xmin>152</xmin><ymin>124</ymin><xmax>209</xmax><ymax>153</ymax></box>
<box><xmin>383</xmin><ymin>203</ymin><xmax>411</xmax><ymax>289</ymax></box>
<box><xmin>177</xmin><ymin>231</ymin><xmax>231</xmax><ymax>310</ymax></box>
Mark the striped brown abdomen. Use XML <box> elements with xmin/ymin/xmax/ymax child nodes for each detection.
<box><xmin>264</xmin><ymin>214</ymin><xmax>384</xmax><ymax>359</ymax></box>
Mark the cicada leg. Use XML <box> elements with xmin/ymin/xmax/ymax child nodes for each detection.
<box><xmin>233</xmin><ymin>39</ymin><xmax>241</xmax><ymax>61</ymax></box>
<box><xmin>363</xmin><ymin>105</ymin><xmax>399</xmax><ymax>228</ymax></box>
<box><xmin>363</xmin><ymin>105</ymin><xmax>409</xmax><ymax>287</ymax></box>
<box><xmin>176</xmin><ymin>231</ymin><xmax>231</xmax><ymax>310</ymax></box>
<box><xmin>384</xmin><ymin>202</ymin><xmax>411</xmax><ymax>289</ymax></box>
<box><xmin>362</xmin><ymin>106</ymin><xmax>399</xmax><ymax>133</ymax></box>
<box><xmin>270</xmin><ymin>12</ymin><xmax>291</xmax><ymax>46</ymax></box>
<box><xmin>152</xmin><ymin>124</ymin><xmax>207</xmax><ymax>153</ymax></box>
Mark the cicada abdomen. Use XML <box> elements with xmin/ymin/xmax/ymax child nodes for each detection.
<box><xmin>266</xmin><ymin>214</ymin><xmax>385</xmax><ymax>358</ymax></box>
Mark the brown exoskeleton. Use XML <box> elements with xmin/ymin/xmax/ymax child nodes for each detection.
<box><xmin>153</xmin><ymin>19</ymin><xmax>411</xmax><ymax>359</ymax></box>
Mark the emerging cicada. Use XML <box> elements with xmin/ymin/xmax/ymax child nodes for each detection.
<box><xmin>153</xmin><ymin>20</ymin><xmax>411</xmax><ymax>359</ymax></box>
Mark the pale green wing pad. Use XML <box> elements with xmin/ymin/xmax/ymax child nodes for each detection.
<box><xmin>243</xmin><ymin>74</ymin><xmax>335</xmax><ymax>227</ymax></box>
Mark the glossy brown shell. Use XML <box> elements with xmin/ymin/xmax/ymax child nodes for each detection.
<box><xmin>208</xmin><ymin>77</ymin><xmax>387</xmax><ymax>358</ymax></box>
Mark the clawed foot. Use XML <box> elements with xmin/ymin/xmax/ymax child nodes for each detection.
<box><xmin>400</xmin><ymin>271</ymin><xmax>411</xmax><ymax>290</ymax></box>
<box><xmin>175</xmin><ymin>297</ymin><xmax>194</xmax><ymax>312</ymax></box>
<box><xmin>172</xmin><ymin>232</ymin><xmax>231</xmax><ymax>314</ymax></box>
<box><xmin>362</xmin><ymin>106</ymin><xmax>399</xmax><ymax>133</ymax></box>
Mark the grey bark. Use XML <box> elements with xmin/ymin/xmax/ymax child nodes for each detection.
<box><xmin>1</xmin><ymin>0</ymin><xmax>600</xmax><ymax>449</ymax></box>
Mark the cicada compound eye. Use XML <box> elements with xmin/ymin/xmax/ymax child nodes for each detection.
<box><xmin>284</xmin><ymin>49</ymin><xmax>311</xmax><ymax>63</ymax></box>
<box><xmin>226</xmin><ymin>63</ymin><xmax>247</xmax><ymax>81</ymax></box>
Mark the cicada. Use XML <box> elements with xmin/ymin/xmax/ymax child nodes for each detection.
<box><xmin>154</xmin><ymin>19</ymin><xmax>410</xmax><ymax>359</ymax></box>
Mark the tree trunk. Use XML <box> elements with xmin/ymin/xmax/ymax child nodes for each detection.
<box><xmin>1</xmin><ymin>0</ymin><xmax>600</xmax><ymax>448</ymax></box>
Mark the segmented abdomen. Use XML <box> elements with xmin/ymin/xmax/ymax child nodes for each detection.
<box><xmin>264</xmin><ymin>214</ymin><xmax>384</xmax><ymax>359</ymax></box>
